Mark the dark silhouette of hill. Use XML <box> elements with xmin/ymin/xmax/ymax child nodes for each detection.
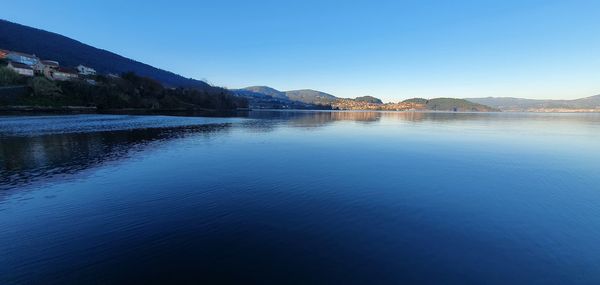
<box><xmin>0</xmin><ymin>19</ymin><xmax>210</xmax><ymax>89</ymax></box>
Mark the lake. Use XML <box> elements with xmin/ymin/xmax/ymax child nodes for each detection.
<box><xmin>1</xmin><ymin>111</ymin><xmax>600</xmax><ymax>284</ymax></box>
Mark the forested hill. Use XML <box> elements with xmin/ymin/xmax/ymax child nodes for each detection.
<box><xmin>235</xmin><ymin>87</ymin><xmax>341</xmax><ymax>104</ymax></box>
<box><xmin>0</xmin><ymin>19</ymin><xmax>209</xmax><ymax>89</ymax></box>
<box><xmin>403</xmin><ymin>98</ymin><xmax>497</xmax><ymax>112</ymax></box>
<box><xmin>354</xmin><ymin>96</ymin><xmax>383</xmax><ymax>104</ymax></box>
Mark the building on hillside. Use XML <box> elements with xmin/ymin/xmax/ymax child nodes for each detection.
<box><xmin>49</xmin><ymin>67</ymin><xmax>79</xmax><ymax>81</ymax></box>
<box><xmin>35</xmin><ymin>60</ymin><xmax>60</xmax><ymax>75</ymax></box>
<box><xmin>7</xmin><ymin>61</ymin><xmax>34</xmax><ymax>77</ymax></box>
<box><xmin>6</xmin><ymin>51</ymin><xmax>39</xmax><ymax>66</ymax></box>
<box><xmin>76</xmin><ymin>65</ymin><xmax>96</xmax><ymax>76</ymax></box>
<box><xmin>42</xmin><ymin>62</ymin><xmax>60</xmax><ymax>79</ymax></box>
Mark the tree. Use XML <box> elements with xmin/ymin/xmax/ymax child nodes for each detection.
<box><xmin>0</xmin><ymin>66</ymin><xmax>23</xmax><ymax>86</ymax></box>
<box><xmin>29</xmin><ymin>77</ymin><xmax>62</xmax><ymax>98</ymax></box>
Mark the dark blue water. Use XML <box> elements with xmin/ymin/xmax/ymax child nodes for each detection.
<box><xmin>1</xmin><ymin>111</ymin><xmax>599</xmax><ymax>284</ymax></box>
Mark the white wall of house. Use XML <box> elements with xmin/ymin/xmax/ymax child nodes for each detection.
<box><xmin>12</xmin><ymin>67</ymin><xmax>34</xmax><ymax>77</ymax></box>
<box><xmin>8</xmin><ymin>63</ymin><xmax>34</xmax><ymax>77</ymax></box>
<box><xmin>77</xmin><ymin>65</ymin><xmax>96</xmax><ymax>76</ymax></box>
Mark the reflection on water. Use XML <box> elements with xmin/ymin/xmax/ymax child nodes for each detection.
<box><xmin>1</xmin><ymin>124</ymin><xmax>230</xmax><ymax>192</ymax></box>
<box><xmin>245</xmin><ymin>110</ymin><xmax>600</xmax><ymax>126</ymax></box>
<box><xmin>1</xmin><ymin>111</ymin><xmax>600</xmax><ymax>285</ymax></box>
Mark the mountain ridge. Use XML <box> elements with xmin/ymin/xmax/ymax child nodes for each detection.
<box><xmin>467</xmin><ymin>95</ymin><xmax>600</xmax><ymax>111</ymax></box>
<box><xmin>0</xmin><ymin>19</ymin><xmax>211</xmax><ymax>89</ymax></box>
<box><xmin>240</xmin><ymin>86</ymin><xmax>288</xmax><ymax>99</ymax></box>
<box><xmin>284</xmin><ymin>89</ymin><xmax>338</xmax><ymax>105</ymax></box>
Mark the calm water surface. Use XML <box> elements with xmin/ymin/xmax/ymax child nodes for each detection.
<box><xmin>1</xmin><ymin>111</ymin><xmax>599</xmax><ymax>284</ymax></box>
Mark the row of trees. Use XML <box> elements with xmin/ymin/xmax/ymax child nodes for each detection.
<box><xmin>0</xmin><ymin>65</ymin><xmax>248</xmax><ymax>110</ymax></box>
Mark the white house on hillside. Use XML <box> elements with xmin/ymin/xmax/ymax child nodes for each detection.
<box><xmin>76</xmin><ymin>65</ymin><xmax>96</xmax><ymax>76</ymax></box>
<box><xmin>7</xmin><ymin>61</ymin><xmax>34</xmax><ymax>77</ymax></box>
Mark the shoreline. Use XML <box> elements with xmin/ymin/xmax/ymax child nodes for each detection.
<box><xmin>1</xmin><ymin>106</ymin><xmax>599</xmax><ymax>116</ymax></box>
<box><xmin>0</xmin><ymin>105</ymin><xmax>250</xmax><ymax>116</ymax></box>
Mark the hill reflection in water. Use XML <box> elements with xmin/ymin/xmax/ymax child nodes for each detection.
<box><xmin>1</xmin><ymin>124</ymin><xmax>231</xmax><ymax>193</ymax></box>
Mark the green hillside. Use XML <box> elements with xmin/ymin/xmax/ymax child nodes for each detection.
<box><xmin>285</xmin><ymin>89</ymin><xmax>338</xmax><ymax>104</ymax></box>
<box><xmin>354</xmin><ymin>96</ymin><xmax>383</xmax><ymax>104</ymax></box>
<box><xmin>403</xmin><ymin>98</ymin><xmax>497</xmax><ymax>112</ymax></box>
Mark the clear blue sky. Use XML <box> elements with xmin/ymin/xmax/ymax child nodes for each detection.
<box><xmin>4</xmin><ymin>0</ymin><xmax>600</xmax><ymax>101</ymax></box>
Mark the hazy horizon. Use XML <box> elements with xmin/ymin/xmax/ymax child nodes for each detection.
<box><xmin>4</xmin><ymin>0</ymin><xmax>600</xmax><ymax>102</ymax></box>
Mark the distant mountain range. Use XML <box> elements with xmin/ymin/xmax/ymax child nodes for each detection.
<box><xmin>232</xmin><ymin>86</ymin><xmax>334</xmax><ymax>109</ymax></box>
<box><xmin>238</xmin><ymin>86</ymin><xmax>289</xmax><ymax>99</ymax></box>
<box><xmin>235</xmin><ymin>86</ymin><xmax>496</xmax><ymax>111</ymax></box>
<box><xmin>232</xmin><ymin>86</ymin><xmax>352</xmax><ymax>109</ymax></box>
<box><xmin>0</xmin><ymin>19</ymin><xmax>210</xmax><ymax>89</ymax></box>
<box><xmin>235</xmin><ymin>86</ymin><xmax>338</xmax><ymax>104</ymax></box>
<box><xmin>467</xmin><ymin>95</ymin><xmax>600</xmax><ymax>111</ymax></box>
